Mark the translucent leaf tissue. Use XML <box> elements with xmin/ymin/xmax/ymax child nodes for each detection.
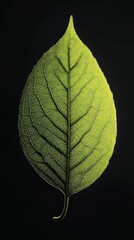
<box><xmin>18</xmin><ymin>16</ymin><xmax>117</xmax><ymax>220</ymax></box>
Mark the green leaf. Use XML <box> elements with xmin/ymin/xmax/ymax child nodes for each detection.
<box><xmin>18</xmin><ymin>16</ymin><xmax>117</xmax><ymax>220</ymax></box>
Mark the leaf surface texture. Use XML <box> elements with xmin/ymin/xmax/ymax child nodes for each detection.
<box><xmin>18</xmin><ymin>16</ymin><xmax>117</xmax><ymax>218</ymax></box>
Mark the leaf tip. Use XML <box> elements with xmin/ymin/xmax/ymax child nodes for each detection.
<box><xmin>69</xmin><ymin>15</ymin><xmax>74</xmax><ymax>26</ymax></box>
<box><xmin>66</xmin><ymin>15</ymin><xmax>75</xmax><ymax>35</ymax></box>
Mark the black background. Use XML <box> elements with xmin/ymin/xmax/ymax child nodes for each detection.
<box><xmin>2</xmin><ymin>1</ymin><xmax>134</xmax><ymax>239</ymax></box>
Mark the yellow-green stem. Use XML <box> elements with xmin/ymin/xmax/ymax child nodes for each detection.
<box><xmin>52</xmin><ymin>194</ymin><xmax>69</xmax><ymax>221</ymax></box>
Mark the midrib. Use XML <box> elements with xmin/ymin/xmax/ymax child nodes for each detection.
<box><xmin>66</xmin><ymin>45</ymin><xmax>71</xmax><ymax>197</ymax></box>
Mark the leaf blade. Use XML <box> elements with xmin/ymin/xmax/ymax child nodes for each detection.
<box><xmin>18</xmin><ymin>15</ymin><xmax>117</xmax><ymax>218</ymax></box>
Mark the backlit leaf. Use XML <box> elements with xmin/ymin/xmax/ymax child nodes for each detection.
<box><xmin>18</xmin><ymin>16</ymin><xmax>117</xmax><ymax>220</ymax></box>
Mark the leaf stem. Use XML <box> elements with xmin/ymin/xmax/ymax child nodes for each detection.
<box><xmin>52</xmin><ymin>194</ymin><xmax>69</xmax><ymax>221</ymax></box>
